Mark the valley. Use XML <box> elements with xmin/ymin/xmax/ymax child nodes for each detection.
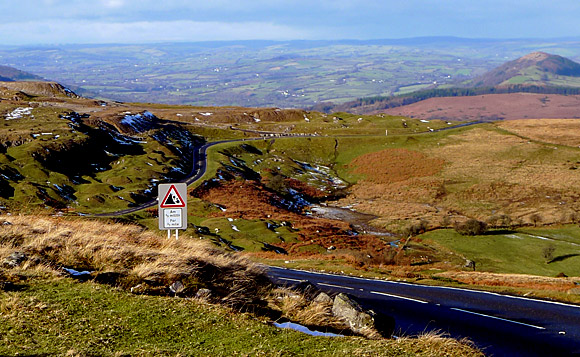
<box><xmin>3</xmin><ymin>45</ymin><xmax>580</xmax><ymax>356</ymax></box>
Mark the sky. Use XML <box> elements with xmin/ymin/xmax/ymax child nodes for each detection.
<box><xmin>1</xmin><ymin>0</ymin><xmax>580</xmax><ymax>45</ymax></box>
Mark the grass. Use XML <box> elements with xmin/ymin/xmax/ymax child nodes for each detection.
<box><xmin>422</xmin><ymin>227</ymin><xmax>580</xmax><ymax>277</ymax></box>
<box><xmin>0</xmin><ymin>279</ymin><xmax>481</xmax><ymax>356</ymax></box>
<box><xmin>0</xmin><ymin>214</ymin><xmax>482</xmax><ymax>356</ymax></box>
<box><xmin>0</xmin><ymin>215</ymin><xmax>270</xmax><ymax>308</ymax></box>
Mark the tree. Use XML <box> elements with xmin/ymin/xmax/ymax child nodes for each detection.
<box><xmin>543</xmin><ymin>244</ymin><xmax>556</xmax><ymax>263</ymax></box>
<box><xmin>454</xmin><ymin>219</ymin><xmax>488</xmax><ymax>236</ymax></box>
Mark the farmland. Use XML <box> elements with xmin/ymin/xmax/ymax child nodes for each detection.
<box><xmin>3</xmin><ymin>38</ymin><xmax>580</xmax><ymax>108</ymax></box>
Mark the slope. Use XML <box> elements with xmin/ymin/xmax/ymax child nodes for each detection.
<box><xmin>470</xmin><ymin>51</ymin><xmax>580</xmax><ymax>87</ymax></box>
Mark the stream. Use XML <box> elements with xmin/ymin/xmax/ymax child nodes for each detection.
<box><xmin>309</xmin><ymin>204</ymin><xmax>394</xmax><ymax>237</ymax></box>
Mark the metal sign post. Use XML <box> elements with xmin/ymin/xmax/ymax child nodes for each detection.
<box><xmin>158</xmin><ymin>183</ymin><xmax>187</xmax><ymax>239</ymax></box>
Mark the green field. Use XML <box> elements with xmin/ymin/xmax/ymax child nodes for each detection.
<box><xmin>423</xmin><ymin>226</ymin><xmax>580</xmax><ymax>277</ymax></box>
<box><xmin>4</xmin><ymin>38</ymin><xmax>580</xmax><ymax>108</ymax></box>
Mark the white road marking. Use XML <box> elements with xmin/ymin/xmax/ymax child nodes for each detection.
<box><xmin>451</xmin><ymin>308</ymin><xmax>546</xmax><ymax>330</ymax></box>
<box><xmin>370</xmin><ymin>291</ymin><xmax>429</xmax><ymax>304</ymax></box>
<box><xmin>318</xmin><ymin>283</ymin><xmax>354</xmax><ymax>290</ymax></box>
<box><xmin>277</xmin><ymin>277</ymin><xmax>304</xmax><ymax>283</ymax></box>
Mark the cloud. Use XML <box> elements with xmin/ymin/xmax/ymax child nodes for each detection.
<box><xmin>102</xmin><ymin>0</ymin><xmax>124</xmax><ymax>8</ymax></box>
<box><xmin>0</xmin><ymin>0</ymin><xmax>579</xmax><ymax>44</ymax></box>
<box><xmin>0</xmin><ymin>20</ymin><xmax>314</xmax><ymax>45</ymax></box>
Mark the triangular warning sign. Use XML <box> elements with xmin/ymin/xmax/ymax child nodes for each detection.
<box><xmin>160</xmin><ymin>184</ymin><xmax>186</xmax><ymax>208</ymax></box>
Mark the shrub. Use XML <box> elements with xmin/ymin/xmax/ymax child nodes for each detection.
<box><xmin>454</xmin><ymin>219</ymin><xmax>487</xmax><ymax>236</ymax></box>
<box><xmin>530</xmin><ymin>213</ymin><xmax>542</xmax><ymax>227</ymax></box>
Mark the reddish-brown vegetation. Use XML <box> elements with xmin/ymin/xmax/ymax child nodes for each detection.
<box><xmin>348</xmin><ymin>148</ymin><xmax>445</xmax><ymax>184</ymax></box>
<box><xmin>382</xmin><ymin>93</ymin><xmax>580</xmax><ymax>121</ymax></box>
<box><xmin>192</xmin><ymin>179</ymin><xmax>391</xmax><ymax>256</ymax></box>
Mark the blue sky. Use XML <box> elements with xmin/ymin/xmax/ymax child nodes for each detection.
<box><xmin>1</xmin><ymin>0</ymin><xmax>580</xmax><ymax>44</ymax></box>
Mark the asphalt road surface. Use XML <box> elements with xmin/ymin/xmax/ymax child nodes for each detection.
<box><xmin>268</xmin><ymin>266</ymin><xmax>580</xmax><ymax>357</ymax></box>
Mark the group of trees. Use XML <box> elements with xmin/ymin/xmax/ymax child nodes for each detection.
<box><xmin>402</xmin><ymin>211</ymin><xmax>580</xmax><ymax>238</ymax></box>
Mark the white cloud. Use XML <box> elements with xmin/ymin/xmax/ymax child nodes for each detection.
<box><xmin>0</xmin><ymin>20</ymin><xmax>314</xmax><ymax>45</ymax></box>
<box><xmin>102</xmin><ymin>0</ymin><xmax>125</xmax><ymax>8</ymax></box>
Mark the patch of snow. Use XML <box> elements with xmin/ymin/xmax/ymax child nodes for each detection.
<box><xmin>420</xmin><ymin>119</ymin><xmax>430</xmax><ymax>123</ymax></box>
<box><xmin>120</xmin><ymin>111</ymin><xmax>157</xmax><ymax>133</ymax></box>
<box><xmin>5</xmin><ymin>107</ymin><xmax>33</xmax><ymax>120</ymax></box>
<box><xmin>525</xmin><ymin>234</ymin><xmax>551</xmax><ymax>241</ymax></box>
<box><xmin>200</xmin><ymin>112</ymin><xmax>213</xmax><ymax>116</ymax></box>
<box><xmin>274</xmin><ymin>322</ymin><xmax>342</xmax><ymax>337</ymax></box>
<box><xmin>231</xmin><ymin>225</ymin><xmax>240</xmax><ymax>232</ymax></box>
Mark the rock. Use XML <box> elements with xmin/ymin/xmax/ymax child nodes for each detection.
<box><xmin>332</xmin><ymin>293</ymin><xmax>394</xmax><ymax>338</ymax></box>
<box><xmin>169</xmin><ymin>281</ymin><xmax>185</xmax><ymax>295</ymax></box>
<box><xmin>332</xmin><ymin>293</ymin><xmax>374</xmax><ymax>335</ymax></box>
<box><xmin>313</xmin><ymin>292</ymin><xmax>333</xmax><ymax>305</ymax></box>
<box><xmin>195</xmin><ymin>288</ymin><xmax>212</xmax><ymax>301</ymax></box>
<box><xmin>464</xmin><ymin>260</ymin><xmax>476</xmax><ymax>271</ymax></box>
<box><xmin>3</xmin><ymin>252</ymin><xmax>27</xmax><ymax>268</ymax></box>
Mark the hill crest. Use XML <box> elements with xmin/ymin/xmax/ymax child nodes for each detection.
<box><xmin>0</xmin><ymin>81</ymin><xmax>79</xmax><ymax>98</ymax></box>
<box><xmin>470</xmin><ymin>51</ymin><xmax>580</xmax><ymax>87</ymax></box>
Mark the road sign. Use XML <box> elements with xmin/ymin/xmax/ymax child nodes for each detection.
<box><xmin>158</xmin><ymin>183</ymin><xmax>187</xmax><ymax>230</ymax></box>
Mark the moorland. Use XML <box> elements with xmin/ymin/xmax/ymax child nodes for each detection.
<box><xmin>2</xmin><ymin>41</ymin><xmax>580</xmax><ymax>355</ymax></box>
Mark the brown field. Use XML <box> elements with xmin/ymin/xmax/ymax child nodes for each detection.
<box><xmin>497</xmin><ymin>118</ymin><xmax>580</xmax><ymax>147</ymax></box>
<box><xmin>338</xmin><ymin>124</ymin><xmax>580</xmax><ymax>230</ymax></box>
<box><xmin>348</xmin><ymin>148</ymin><xmax>445</xmax><ymax>184</ymax></box>
<box><xmin>382</xmin><ymin>93</ymin><xmax>580</xmax><ymax>121</ymax></box>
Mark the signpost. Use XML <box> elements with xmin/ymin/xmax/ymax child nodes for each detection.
<box><xmin>158</xmin><ymin>183</ymin><xmax>187</xmax><ymax>239</ymax></box>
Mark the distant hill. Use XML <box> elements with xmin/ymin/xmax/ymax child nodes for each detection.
<box><xmin>320</xmin><ymin>52</ymin><xmax>580</xmax><ymax>115</ymax></box>
<box><xmin>469</xmin><ymin>51</ymin><xmax>580</xmax><ymax>87</ymax></box>
<box><xmin>0</xmin><ymin>81</ymin><xmax>79</xmax><ymax>98</ymax></box>
<box><xmin>0</xmin><ymin>65</ymin><xmax>44</xmax><ymax>82</ymax></box>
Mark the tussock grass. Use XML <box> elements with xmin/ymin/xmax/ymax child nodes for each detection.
<box><xmin>0</xmin><ymin>214</ymin><xmax>271</xmax><ymax>309</ymax></box>
<box><xmin>0</xmin><ymin>215</ymin><xmax>483</xmax><ymax>356</ymax></box>
<box><xmin>270</xmin><ymin>288</ymin><xmax>345</xmax><ymax>330</ymax></box>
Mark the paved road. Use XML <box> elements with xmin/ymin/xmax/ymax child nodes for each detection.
<box><xmin>91</xmin><ymin>137</ymin><xmax>265</xmax><ymax>216</ymax></box>
<box><xmin>268</xmin><ymin>266</ymin><xmax>580</xmax><ymax>357</ymax></box>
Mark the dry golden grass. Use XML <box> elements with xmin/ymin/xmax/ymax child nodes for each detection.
<box><xmin>434</xmin><ymin>271</ymin><xmax>577</xmax><ymax>292</ymax></box>
<box><xmin>270</xmin><ymin>288</ymin><xmax>345</xmax><ymax>329</ymax></box>
<box><xmin>340</xmin><ymin>125</ymin><xmax>580</xmax><ymax>229</ymax></box>
<box><xmin>349</xmin><ymin>148</ymin><xmax>445</xmax><ymax>184</ymax></box>
<box><xmin>392</xmin><ymin>330</ymin><xmax>482</xmax><ymax>357</ymax></box>
<box><xmin>0</xmin><ymin>214</ymin><xmax>271</xmax><ymax>308</ymax></box>
<box><xmin>497</xmin><ymin>119</ymin><xmax>580</xmax><ymax>147</ymax></box>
